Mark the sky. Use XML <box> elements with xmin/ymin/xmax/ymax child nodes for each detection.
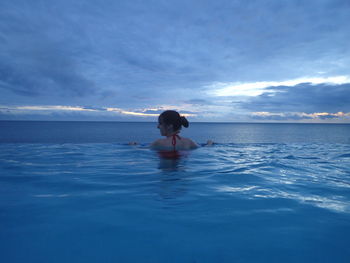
<box><xmin>1</xmin><ymin>0</ymin><xmax>350</xmax><ymax>122</ymax></box>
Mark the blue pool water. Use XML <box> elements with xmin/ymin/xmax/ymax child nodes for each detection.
<box><xmin>1</xmin><ymin>122</ymin><xmax>350</xmax><ymax>262</ymax></box>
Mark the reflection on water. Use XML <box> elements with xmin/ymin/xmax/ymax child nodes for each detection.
<box><xmin>158</xmin><ymin>157</ymin><xmax>182</xmax><ymax>171</ymax></box>
<box><xmin>156</xmin><ymin>151</ymin><xmax>189</xmax><ymax>201</ymax></box>
<box><xmin>156</xmin><ymin>170</ymin><xmax>189</xmax><ymax>201</ymax></box>
<box><xmin>156</xmin><ymin>150</ymin><xmax>189</xmax><ymax>171</ymax></box>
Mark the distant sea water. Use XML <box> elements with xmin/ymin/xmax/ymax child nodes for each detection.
<box><xmin>1</xmin><ymin>121</ymin><xmax>350</xmax><ymax>263</ymax></box>
<box><xmin>1</xmin><ymin>121</ymin><xmax>350</xmax><ymax>143</ymax></box>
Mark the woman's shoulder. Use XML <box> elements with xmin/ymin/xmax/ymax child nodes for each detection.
<box><xmin>179</xmin><ymin>137</ymin><xmax>199</xmax><ymax>149</ymax></box>
<box><xmin>150</xmin><ymin>137</ymin><xmax>198</xmax><ymax>150</ymax></box>
<box><xmin>150</xmin><ymin>138</ymin><xmax>166</xmax><ymax>147</ymax></box>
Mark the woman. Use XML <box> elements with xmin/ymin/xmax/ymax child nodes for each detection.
<box><xmin>151</xmin><ymin>110</ymin><xmax>199</xmax><ymax>151</ymax></box>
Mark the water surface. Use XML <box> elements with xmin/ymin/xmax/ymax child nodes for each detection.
<box><xmin>0</xmin><ymin>122</ymin><xmax>349</xmax><ymax>262</ymax></box>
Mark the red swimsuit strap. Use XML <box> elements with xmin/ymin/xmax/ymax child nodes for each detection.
<box><xmin>171</xmin><ymin>134</ymin><xmax>181</xmax><ymax>150</ymax></box>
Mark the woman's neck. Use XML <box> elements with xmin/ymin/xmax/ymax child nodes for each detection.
<box><xmin>166</xmin><ymin>131</ymin><xmax>179</xmax><ymax>138</ymax></box>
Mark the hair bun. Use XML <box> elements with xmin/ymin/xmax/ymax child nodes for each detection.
<box><xmin>180</xmin><ymin>116</ymin><xmax>189</xmax><ymax>128</ymax></box>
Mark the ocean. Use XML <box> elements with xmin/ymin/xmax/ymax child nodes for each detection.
<box><xmin>1</xmin><ymin>121</ymin><xmax>350</xmax><ymax>262</ymax></box>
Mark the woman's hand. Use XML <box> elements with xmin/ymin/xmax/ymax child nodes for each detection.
<box><xmin>205</xmin><ymin>140</ymin><xmax>214</xmax><ymax>146</ymax></box>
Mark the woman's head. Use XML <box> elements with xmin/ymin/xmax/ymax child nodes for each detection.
<box><xmin>158</xmin><ymin>110</ymin><xmax>189</xmax><ymax>136</ymax></box>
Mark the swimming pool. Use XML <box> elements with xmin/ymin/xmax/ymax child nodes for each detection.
<box><xmin>1</xmin><ymin>141</ymin><xmax>350</xmax><ymax>262</ymax></box>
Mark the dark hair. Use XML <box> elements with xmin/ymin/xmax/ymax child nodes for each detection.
<box><xmin>159</xmin><ymin>110</ymin><xmax>189</xmax><ymax>131</ymax></box>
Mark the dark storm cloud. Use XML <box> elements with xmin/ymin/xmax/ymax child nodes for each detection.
<box><xmin>240</xmin><ymin>83</ymin><xmax>350</xmax><ymax>113</ymax></box>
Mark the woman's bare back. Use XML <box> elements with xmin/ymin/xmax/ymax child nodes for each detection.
<box><xmin>151</xmin><ymin>136</ymin><xmax>198</xmax><ymax>150</ymax></box>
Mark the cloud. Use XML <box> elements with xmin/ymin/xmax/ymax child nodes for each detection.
<box><xmin>209</xmin><ymin>76</ymin><xmax>350</xmax><ymax>97</ymax></box>
<box><xmin>183</xmin><ymin>99</ymin><xmax>213</xmax><ymax>106</ymax></box>
<box><xmin>0</xmin><ymin>1</ymin><xmax>97</xmax><ymax>98</ymax></box>
<box><xmin>0</xmin><ymin>105</ymin><xmax>198</xmax><ymax>120</ymax></box>
<box><xmin>1</xmin><ymin>0</ymin><xmax>350</xmax><ymax>121</ymax></box>
<box><xmin>251</xmin><ymin>111</ymin><xmax>350</xmax><ymax>121</ymax></box>
<box><xmin>239</xmin><ymin>83</ymin><xmax>350</xmax><ymax>114</ymax></box>
<box><xmin>107</xmin><ymin>107</ymin><xmax>196</xmax><ymax>117</ymax></box>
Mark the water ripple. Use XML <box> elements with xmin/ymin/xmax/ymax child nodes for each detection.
<box><xmin>1</xmin><ymin>143</ymin><xmax>350</xmax><ymax>214</ymax></box>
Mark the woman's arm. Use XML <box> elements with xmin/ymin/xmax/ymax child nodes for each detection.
<box><xmin>205</xmin><ymin>140</ymin><xmax>214</xmax><ymax>146</ymax></box>
<box><xmin>150</xmin><ymin>139</ymin><xmax>163</xmax><ymax>149</ymax></box>
<box><xmin>188</xmin><ymin>139</ymin><xmax>199</xmax><ymax>149</ymax></box>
